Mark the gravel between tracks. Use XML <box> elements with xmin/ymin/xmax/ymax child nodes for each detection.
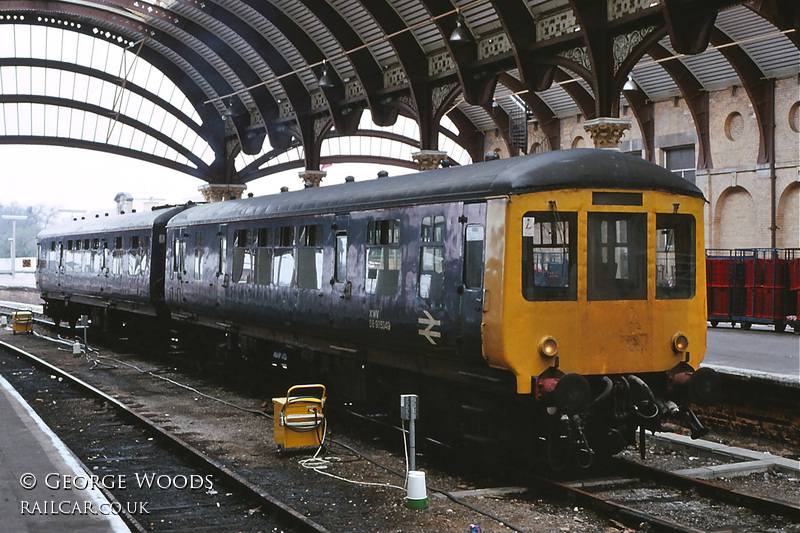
<box><xmin>2</xmin><ymin>326</ymin><xmax>798</xmax><ymax>532</ymax></box>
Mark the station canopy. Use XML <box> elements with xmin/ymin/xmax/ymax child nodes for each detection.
<box><xmin>0</xmin><ymin>0</ymin><xmax>797</xmax><ymax>188</ymax></box>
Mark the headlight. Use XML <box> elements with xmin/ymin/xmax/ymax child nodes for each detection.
<box><xmin>671</xmin><ymin>332</ymin><xmax>689</xmax><ymax>353</ymax></box>
<box><xmin>538</xmin><ymin>336</ymin><xmax>558</xmax><ymax>357</ymax></box>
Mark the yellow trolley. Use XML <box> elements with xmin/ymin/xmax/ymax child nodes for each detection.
<box><xmin>12</xmin><ymin>310</ymin><xmax>33</xmax><ymax>334</ymax></box>
<box><xmin>272</xmin><ymin>384</ymin><xmax>326</xmax><ymax>452</ymax></box>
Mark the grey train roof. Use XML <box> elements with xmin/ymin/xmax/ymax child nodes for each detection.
<box><xmin>39</xmin><ymin>206</ymin><xmax>187</xmax><ymax>239</ymax></box>
<box><xmin>168</xmin><ymin>149</ymin><xmax>705</xmax><ymax>228</ymax></box>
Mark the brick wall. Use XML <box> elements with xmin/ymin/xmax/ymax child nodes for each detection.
<box><xmin>489</xmin><ymin>75</ymin><xmax>800</xmax><ymax>249</ymax></box>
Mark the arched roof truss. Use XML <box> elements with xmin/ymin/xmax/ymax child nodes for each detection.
<box><xmin>0</xmin><ymin>0</ymin><xmax>796</xmax><ymax>187</ymax></box>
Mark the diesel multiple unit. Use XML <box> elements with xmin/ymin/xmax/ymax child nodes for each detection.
<box><xmin>37</xmin><ymin>149</ymin><xmax>718</xmax><ymax>466</ymax></box>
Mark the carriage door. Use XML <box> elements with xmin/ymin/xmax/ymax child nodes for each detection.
<box><xmin>329</xmin><ymin>215</ymin><xmax>351</xmax><ymax>329</ymax></box>
<box><xmin>217</xmin><ymin>224</ymin><xmax>229</xmax><ymax>307</ymax></box>
<box><xmin>459</xmin><ymin>202</ymin><xmax>486</xmax><ymax>353</ymax></box>
<box><xmin>171</xmin><ymin>228</ymin><xmax>186</xmax><ymax>306</ymax></box>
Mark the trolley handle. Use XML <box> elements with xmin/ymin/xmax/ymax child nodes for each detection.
<box><xmin>284</xmin><ymin>384</ymin><xmax>326</xmax><ymax>404</ymax></box>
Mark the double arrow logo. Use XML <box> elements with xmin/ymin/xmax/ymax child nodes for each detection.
<box><xmin>418</xmin><ymin>310</ymin><xmax>441</xmax><ymax>345</ymax></box>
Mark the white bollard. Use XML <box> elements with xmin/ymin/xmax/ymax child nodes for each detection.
<box><xmin>72</xmin><ymin>342</ymin><xmax>82</xmax><ymax>358</ymax></box>
<box><xmin>406</xmin><ymin>470</ymin><xmax>428</xmax><ymax>509</ymax></box>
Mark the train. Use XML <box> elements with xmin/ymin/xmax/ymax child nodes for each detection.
<box><xmin>36</xmin><ymin>149</ymin><xmax>719</xmax><ymax>467</ymax></box>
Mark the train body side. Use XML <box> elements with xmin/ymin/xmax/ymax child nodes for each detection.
<box><xmin>36</xmin><ymin>206</ymin><xmax>188</xmax><ymax>322</ymax></box>
<box><xmin>161</xmin><ymin>150</ymin><xmax>707</xmax><ymax>393</ymax></box>
<box><xmin>164</xmin><ymin>200</ymin><xmax>487</xmax><ymax>370</ymax></box>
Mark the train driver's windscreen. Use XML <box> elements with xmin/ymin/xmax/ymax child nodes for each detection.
<box><xmin>587</xmin><ymin>213</ymin><xmax>646</xmax><ymax>301</ymax></box>
<box><xmin>521</xmin><ymin>211</ymin><xmax>577</xmax><ymax>301</ymax></box>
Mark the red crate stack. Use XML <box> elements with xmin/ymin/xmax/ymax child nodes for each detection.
<box><xmin>742</xmin><ymin>259</ymin><xmax>755</xmax><ymax>287</ymax></box>
<box><xmin>755</xmin><ymin>258</ymin><xmax>787</xmax><ymax>288</ymax></box>
<box><xmin>790</xmin><ymin>258</ymin><xmax>800</xmax><ymax>291</ymax></box>
<box><xmin>750</xmin><ymin>287</ymin><xmax>784</xmax><ymax>319</ymax></box>
<box><xmin>707</xmin><ymin>286</ymin><xmax>730</xmax><ymax>316</ymax></box>
<box><xmin>706</xmin><ymin>258</ymin><xmax>730</xmax><ymax>286</ymax></box>
<box><xmin>706</xmin><ymin>256</ymin><xmax>733</xmax><ymax>317</ymax></box>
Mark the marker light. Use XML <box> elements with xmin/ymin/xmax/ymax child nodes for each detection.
<box><xmin>671</xmin><ymin>333</ymin><xmax>689</xmax><ymax>353</ymax></box>
<box><xmin>538</xmin><ymin>337</ymin><xmax>558</xmax><ymax>357</ymax></box>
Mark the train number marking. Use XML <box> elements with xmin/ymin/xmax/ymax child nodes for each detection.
<box><xmin>418</xmin><ymin>310</ymin><xmax>441</xmax><ymax>345</ymax></box>
<box><xmin>368</xmin><ymin>309</ymin><xmax>392</xmax><ymax>331</ymax></box>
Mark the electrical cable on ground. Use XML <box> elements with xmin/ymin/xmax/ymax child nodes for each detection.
<box><xmin>28</xmin><ymin>323</ymin><xmax>526</xmax><ymax>532</ymax></box>
<box><xmin>32</xmin><ymin>330</ymin><xmax>270</xmax><ymax>418</ymax></box>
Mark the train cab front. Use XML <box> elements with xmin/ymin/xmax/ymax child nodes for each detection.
<box><xmin>481</xmin><ymin>187</ymin><xmax>718</xmax><ymax>468</ymax></box>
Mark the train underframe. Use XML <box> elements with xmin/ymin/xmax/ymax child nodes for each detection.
<box><xmin>41</xmin><ymin>299</ymin><xmax>719</xmax><ymax>470</ymax></box>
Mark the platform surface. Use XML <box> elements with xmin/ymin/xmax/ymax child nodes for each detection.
<box><xmin>703</xmin><ymin>327</ymin><xmax>800</xmax><ymax>385</ymax></box>
<box><xmin>0</xmin><ymin>373</ymin><xmax>130</xmax><ymax>533</ymax></box>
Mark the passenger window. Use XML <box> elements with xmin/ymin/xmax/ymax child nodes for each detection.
<box><xmin>218</xmin><ymin>232</ymin><xmax>227</xmax><ymax>277</ymax></box>
<box><xmin>173</xmin><ymin>234</ymin><xmax>183</xmax><ymax>273</ymax></box>
<box><xmin>254</xmin><ymin>228</ymin><xmax>271</xmax><ymax>286</ymax></box>
<box><xmin>420</xmin><ymin>215</ymin><xmax>445</xmax><ymax>301</ymax></box>
<box><xmin>334</xmin><ymin>232</ymin><xmax>347</xmax><ymax>283</ymax></box>
<box><xmin>112</xmin><ymin>236</ymin><xmax>124</xmax><ymax>276</ymax></box>
<box><xmin>521</xmin><ymin>211</ymin><xmax>577</xmax><ymax>301</ymax></box>
<box><xmin>130</xmin><ymin>235</ymin><xmax>143</xmax><ymax>277</ymax></box>
<box><xmin>587</xmin><ymin>212</ymin><xmax>646</xmax><ymax>301</ymax></box>
<box><xmin>366</xmin><ymin>220</ymin><xmax>400</xmax><ymax>296</ymax></box>
<box><xmin>272</xmin><ymin>226</ymin><xmax>295</xmax><ymax>287</ymax></box>
<box><xmin>297</xmin><ymin>224</ymin><xmax>323</xmax><ymax>290</ymax></box>
<box><xmin>37</xmin><ymin>243</ymin><xmax>45</xmax><ymax>271</ymax></box>
<box><xmin>48</xmin><ymin>241</ymin><xmax>59</xmax><ymax>271</ymax></box>
<box><xmin>193</xmin><ymin>250</ymin><xmax>203</xmax><ymax>280</ymax></box>
<box><xmin>232</xmin><ymin>229</ymin><xmax>253</xmax><ymax>284</ymax></box>
<box><xmin>656</xmin><ymin>214</ymin><xmax>695</xmax><ymax>300</ymax></box>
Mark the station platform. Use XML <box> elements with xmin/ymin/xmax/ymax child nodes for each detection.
<box><xmin>0</xmin><ymin>373</ymin><xmax>130</xmax><ymax>532</ymax></box>
<box><xmin>702</xmin><ymin>327</ymin><xmax>799</xmax><ymax>387</ymax></box>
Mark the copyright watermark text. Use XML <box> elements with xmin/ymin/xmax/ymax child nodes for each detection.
<box><xmin>18</xmin><ymin>472</ymin><xmax>215</xmax><ymax>516</ymax></box>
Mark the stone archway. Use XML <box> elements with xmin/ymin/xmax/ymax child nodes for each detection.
<box><xmin>776</xmin><ymin>182</ymin><xmax>800</xmax><ymax>248</ymax></box>
<box><xmin>714</xmin><ymin>186</ymin><xmax>759</xmax><ymax>248</ymax></box>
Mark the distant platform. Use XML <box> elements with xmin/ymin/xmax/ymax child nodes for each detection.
<box><xmin>0</xmin><ymin>271</ymin><xmax>36</xmax><ymax>288</ymax></box>
<box><xmin>0</xmin><ymin>373</ymin><xmax>130</xmax><ymax>532</ymax></box>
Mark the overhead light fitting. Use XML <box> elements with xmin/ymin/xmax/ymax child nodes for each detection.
<box><xmin>318</xmin><ymin>60</ymin><xmax>335</xmax><ymax>89</ymax></box>
<box><xmin>449</xmin><ymin>13</ymin><xmax>474</xmax><ymax>44</ymax></box>
<box><xmin>623</xmin><ymin>75</ymin><xmax>637</xmax><ymax>91</ymax></box>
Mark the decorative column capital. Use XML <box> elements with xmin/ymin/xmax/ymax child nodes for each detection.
<box><xmin>198</xmin><ymin>183</ymin><xmax>247</xmax><ymax>202</ymax></box>
<box><xmin>411</xmin><ymin>150</ymin><xmax>448</xmax><ymax>171</ymax></box>
<box><xmin>298</xmin><ymin>169</ymin><xmax>327</xmax><ymax>187</ymax></box>
<box><xmin>582</xmin><ymin>117</ymin><xmax>632</xmax><ymax>149</ymax></box>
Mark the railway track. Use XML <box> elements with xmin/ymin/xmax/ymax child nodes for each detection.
<box><xmin>341</xmin><ymin>407</ymin><xmax>800</xmax><ymax>532</ymax></box>
<box><xmin>0</xmin><ymin>339</ymin><xmax>329</xmax><ymax>533</ymax></box>
<box><xmin>2</xmin><ymin>302</ymin><xmax>799</xmax><ymax>532</ymax></box>
<box><xmin>541</xmin><ymin>457</ymin><xmax>800</xmax><ymax>533</ymax></box>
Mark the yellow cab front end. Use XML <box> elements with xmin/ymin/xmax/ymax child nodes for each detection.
<box><xmin>482</xmin><ymin>187</ymin><xmax>718</xmax><ymax>460</ymax></box>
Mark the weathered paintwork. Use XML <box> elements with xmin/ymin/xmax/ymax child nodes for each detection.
<box><xmin>37</xmin><ymin>150</ymin><xmax>706</xmax><ymax>393</ymax></box>
<box><xmin>482</xmin><ymin>189</ymin><xmax>707</xmax><ymax>393</ymax></box>
<box><xmin>37</xmin><ymin>206</ymin><xmax>189</xmax><ymax>316</ymax></box>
